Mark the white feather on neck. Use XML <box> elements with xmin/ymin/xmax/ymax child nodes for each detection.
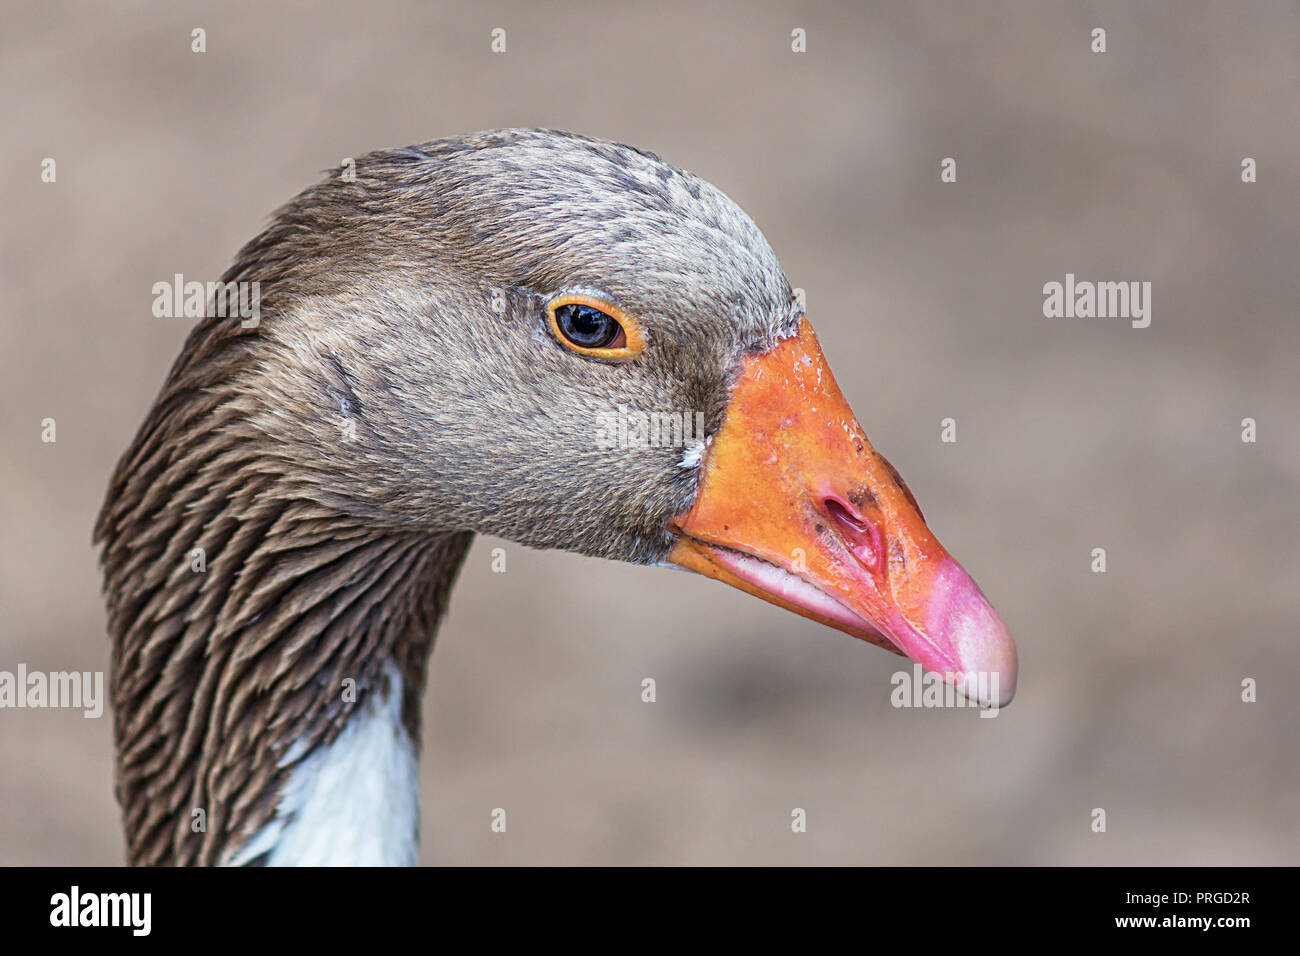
<box><xmin>225</xmin><ymin>661</ymin><xmax>418</xmax><ymax>866</ymax></box>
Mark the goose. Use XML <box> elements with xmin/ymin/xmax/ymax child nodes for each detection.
<box><xmin>95</xmin><ymin>129</ymin><xmax>1017</xmax><ymax>866</ymax></box>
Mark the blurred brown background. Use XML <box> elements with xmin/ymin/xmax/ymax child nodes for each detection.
<box><xmin>2</xmin><ymin>1</ymin><xmax>1297</xmax><ymax>865</ymax></box>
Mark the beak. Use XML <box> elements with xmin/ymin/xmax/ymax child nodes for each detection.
<box><xmin>669</xmin><ymin>318</ymin><xmax>1017</xmax><ymax>707</ymax></box>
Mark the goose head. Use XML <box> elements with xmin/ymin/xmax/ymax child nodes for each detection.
<box><xmin>98</xmin><ymin>129</ymin><xmax>1016</xmax><ymax>865</ymax></box>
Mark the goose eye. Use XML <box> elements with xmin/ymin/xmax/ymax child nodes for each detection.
<box><xmin>546</xmin><ymin>295</ymin><xmax>645</xmax><ymax>359</ymax></box>
<box><xmin>555</xmin><ymin>303</ymin><xmax>621</xmax><ymax>349</ymax></box>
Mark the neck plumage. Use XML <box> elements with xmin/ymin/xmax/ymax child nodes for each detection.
<box><xmin>219</xmin><ymin>529</ymin><xmax>471</xmax><ymax>866</ymax></box>
<box><xmin>100</xmin><ymin>437</ymin><xmax>471</xmax><ymax>863</ymax></box>
<box><xmin>97</xmin><ymin>236</ymin><xmax>480</xmax><ymax>863</ymax></box>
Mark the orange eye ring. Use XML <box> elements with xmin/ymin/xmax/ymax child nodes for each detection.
<box><xmin>546</xmin><ymin>294</ymin><xmax>646</xmax><ymax>360</ymax></box>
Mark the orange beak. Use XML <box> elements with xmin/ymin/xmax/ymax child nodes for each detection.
<box><xmin>669</xmin><ymin>318</ymin><xmax>1017</xmax><ymax>707</ymax></box>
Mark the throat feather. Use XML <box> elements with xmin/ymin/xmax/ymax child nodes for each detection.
<box><xmin>99</xmin><ymin>471</ymin><xmax>471</xmax><ymax>865</ymax></box>
<box><xmin>225</xmin><ymin>660</ymin><xmax>419</xmax><ymax>866</ymax></box>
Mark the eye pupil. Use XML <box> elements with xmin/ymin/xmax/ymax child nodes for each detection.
<box><xmin>556</xmin><ymin>303</ymin><xmax>619</xmax><ymax>348</ymax></box>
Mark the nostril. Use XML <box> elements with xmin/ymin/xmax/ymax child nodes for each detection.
<box><xmin>823</xmin><ymin>496</ymin><xmax>865</xmax><ymax>529</ymax></box>
<box><xmin>823</xmin><ymin>497</ymin><xmax>883</xmax><ymax>574</ymax></box>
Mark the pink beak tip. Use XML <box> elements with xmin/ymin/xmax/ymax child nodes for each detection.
<box><xmin>921</xmin><ymin>560</ymin><xmax>1019</xmax><ymax>708</ymax></box>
